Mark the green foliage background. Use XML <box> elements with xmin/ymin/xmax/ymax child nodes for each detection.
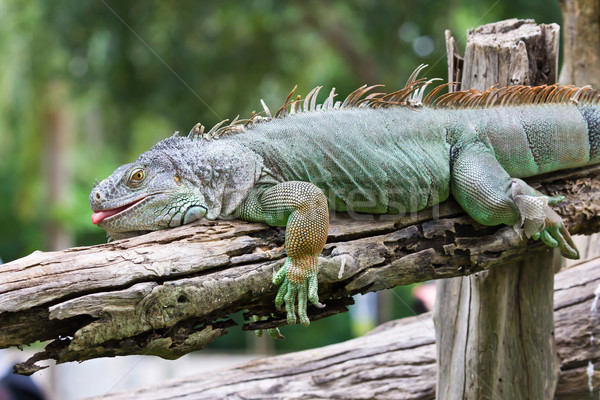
<box><xmin>0</xmin><ymin>0</ymin><xmax>561</xmax><ymax>350</ymax></box>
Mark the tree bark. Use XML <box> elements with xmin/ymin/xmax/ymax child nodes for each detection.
<box><xmin>437</xmin><ymin>20</ymin><xmax>562</xmax><ymax>399</ymax></box>
<box><xmin>1</xmin><ymin>163</ymin><xmax>599</xmax><ymax>375</ymax></box>
<box><xmin>85</xmin><ymin>256</ymin><xmax>600</xmax><ymax>400</ymax></box>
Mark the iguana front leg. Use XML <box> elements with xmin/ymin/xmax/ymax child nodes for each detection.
<box><xmin>237</xmin><ymin>181</ymin><xmax>329</xmax><ymax>326</ymax></box>
<box><xmin>451</xmin><ymin>141</ymin><xmax>579</xmax><ymax>259</ymax></box>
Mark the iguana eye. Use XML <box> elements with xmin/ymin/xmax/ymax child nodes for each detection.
<box><xmin>129</xmin><ymin>168</ymin><xmax>145</xmax><ymax>185</ymax></box>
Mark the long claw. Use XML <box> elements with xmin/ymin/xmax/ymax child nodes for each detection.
<box><xmin>560</xmin><ymin>243</ymin><xmax>580</xmax><ymax>260</ymax></box>
<box><xmin>267</xmin><ymin>328</ymin><xmax>285</xmax><ymax>340</ymax></box>
<box><xmin>559</xmin><ymin>223</ymin><xmax>578</xmax><ymax>253</ymax></box>
<box><xmin>556</xmin><ymin>223</ymin><xmax>579</xmax><ymax>259</ymax></box>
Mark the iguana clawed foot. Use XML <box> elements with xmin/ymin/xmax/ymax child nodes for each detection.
<box><xmin>511</xmin><ymin>179</ymin><xmax>579</xmax><ymax>259</ymax></box>
<box><xmin>273</xmin><ymin>255</ymin><xmax>324</xmax><ymax>327</ymax></box>
<box><xmin>531</xmin><ymin>206</ymin><xmax>579</xmax><ymax>259</ymax></box>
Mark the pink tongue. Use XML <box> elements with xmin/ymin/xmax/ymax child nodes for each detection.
<box><xmin>92</xmin><ymin>208</ymin><xmax>123</xmax><ymax>225</ymax></box>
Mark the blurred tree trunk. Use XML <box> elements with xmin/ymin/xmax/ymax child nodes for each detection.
<box><xmin>299</xmin><ymin>3</ymin><xmax>380</xmax><ymax>83</ymax></box>
<box><xmin>437</xmin><ymin>20</ymin><xmax>561</xmax><ymax>399</ymax></box>
<box><xmin>43</xmin><ymin>81</ymin><xmax>74</xmax><ymax>251</ymax></box>
<box><xmin>559</xmin><ymin>0</ymin><xmax>600</xmax><ymax>88</ymax></box>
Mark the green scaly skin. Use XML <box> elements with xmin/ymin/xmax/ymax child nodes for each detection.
<box><xmin>90</xmin><ymin>74</ymin><xmax>600</xmax><ymax>327</ymax></box>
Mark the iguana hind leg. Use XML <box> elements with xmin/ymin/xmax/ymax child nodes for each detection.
<box><xmin>237</xmin><ymin>181</ymin><xmax>329</xmax><ymax>326</ymax></box>
<box><xmin>451</xmin><ymin>141</ymin><xmax>579</xmax><ymax>259</ymax></box>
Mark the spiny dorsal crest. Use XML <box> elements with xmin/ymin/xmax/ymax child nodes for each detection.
<box><xmin>181</xmin><ymin>64</ymin><xmax>600</xmax><ymax>141</ymax></box>
<box><xmin>432</xmin><ymin>82</ymin><xmax>600</xmax><ymax>109</ymax></box>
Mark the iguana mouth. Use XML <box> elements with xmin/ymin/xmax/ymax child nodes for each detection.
<box><xmin>91</xmin><ymin>197</ymin><xmax>146</xmax><ymax>225</ymax></box>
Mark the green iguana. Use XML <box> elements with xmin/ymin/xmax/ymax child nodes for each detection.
<box><xmin>90</xmin><ymin>66</ymin><xmax>600</xmax><ymax>326</ymax></box>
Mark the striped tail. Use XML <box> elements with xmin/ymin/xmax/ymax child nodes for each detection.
<box><xmin>480</xmin><ymin>104</ymin><xmax>600</xmax><ymax>178</ymax></box>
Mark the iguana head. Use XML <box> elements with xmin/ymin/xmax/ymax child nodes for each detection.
<box><xmin>90</xmin><ymin>136</ymin><xmax>262</xmax><ymax>240</ymax></box>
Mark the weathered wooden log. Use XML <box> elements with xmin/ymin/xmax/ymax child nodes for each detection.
<box><xmin>86</xmin><ymin>256</ymin><xmax>600</xmax><ymax>400</ymax></box>
<box><xmin>436</xmin><ymin>20</ymin><xmax>564</xmax><ymax>399</ymax></box>
<box><xmin>459</xmin><ymin>19</ymin><xmax>560</xmax><ymax>89</ymax></box>
<box><xmin>559</xmin><ymin>0</ymin><xmax>600</xmax><ymax>88</ymax></box>
<box><xmin>1</xmin><ymin>161</ymin><xmax>599</xmax><ymax>375</ymax></box>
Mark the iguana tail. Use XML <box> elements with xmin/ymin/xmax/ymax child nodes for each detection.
<box><xmin>484</xmin><ymin>103</ymin><xmax>600</xmax><ymax>178</ymax></box>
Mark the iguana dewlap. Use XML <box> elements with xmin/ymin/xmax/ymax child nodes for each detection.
<box><xmin>90</xmin><ymin>67</ymin><xmax>600</xmax><ymax>326</ymax></box>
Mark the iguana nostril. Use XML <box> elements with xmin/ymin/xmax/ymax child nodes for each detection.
<box><xmin>95</xmin><ymin>192</ymin><xmax>102</xmax><ymax>201</ymax></box>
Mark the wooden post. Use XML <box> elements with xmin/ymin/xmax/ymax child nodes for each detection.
<box><xmin>435</xmin><ymin>20</ymin><xmax>562</xmax><ymax>399</ymax></box>
<box><xmin>559</xmin><ymin>0</ymin><xmax>600</xmax><ymax>89</ymax></box>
